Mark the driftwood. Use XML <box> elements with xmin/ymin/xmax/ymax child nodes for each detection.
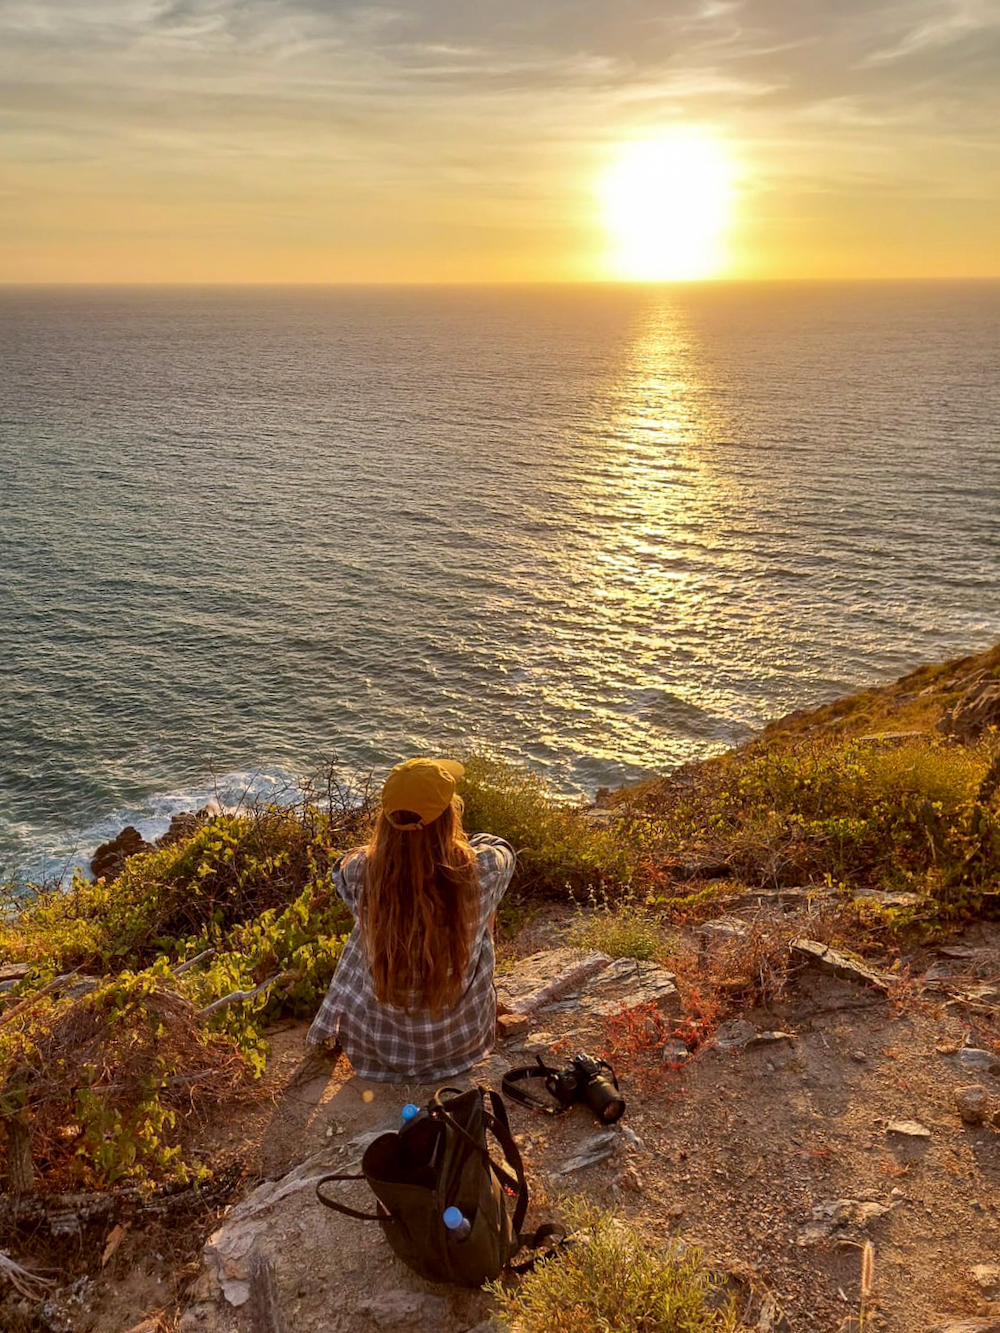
<box><xmin>173</xmin><ymin>948</ymin><xmax>217</xmax><ymax>976</ymax></box>
<box><xmin>0</xmin><ymin>1162</ymin><xmax>243</xmax><ymax>1241</ymax></box>
<box><xmin>0</xmin><ymin>968</ymin><xmax>86</xmax><ymax>1029</ymax></box>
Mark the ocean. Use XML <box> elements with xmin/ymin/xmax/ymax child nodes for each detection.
<box><xmin>1</xmin><ymin>281</ymin><xmax>998</xmax><ymax>882</ymax></box>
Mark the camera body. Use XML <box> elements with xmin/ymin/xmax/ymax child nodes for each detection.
<box><xmin>545</xmin><ymin>1053</ymin><xmax>625</xmax><ymax>1124</ymax></box>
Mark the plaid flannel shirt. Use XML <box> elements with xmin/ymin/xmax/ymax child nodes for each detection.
<box><xmin>306</xmin><ymin>833</ymin><xmax>515</xmax><ymax>1082</ymax></box>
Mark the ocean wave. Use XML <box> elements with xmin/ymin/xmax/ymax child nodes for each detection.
<box><xmin>8</xmin><ymin>768</ymin><xmax>304</xmax><ymax>888</ymax></box>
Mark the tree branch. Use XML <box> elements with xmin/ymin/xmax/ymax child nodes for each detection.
<box><xmin>197</xmin><ymin>976</ymin><xmax>280</xmax><ymax>1018</ymax></box>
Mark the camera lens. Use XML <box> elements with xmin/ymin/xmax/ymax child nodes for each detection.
<box><xmin>586</xmin><ymin>1076</ymin><xmax>626</xmax><ymax>1124</ymax></box>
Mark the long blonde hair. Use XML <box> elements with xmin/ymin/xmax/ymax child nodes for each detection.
<box><xmin>352</xmin><ymin>798</ymin><xmax>479</xmax><ymax>1016</ymax></box>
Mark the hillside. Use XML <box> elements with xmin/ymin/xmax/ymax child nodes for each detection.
<box><xmin>0</xmin><ymin>642</ymin><xmax>998</xmax><ymax>1333</ymax></box>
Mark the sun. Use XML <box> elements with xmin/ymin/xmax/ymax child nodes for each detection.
<box><xmin>598</xmin><ymin>129</ymin><xmax>736</xmax><ymax>281</ymax></box>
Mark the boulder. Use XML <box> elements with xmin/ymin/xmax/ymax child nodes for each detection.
<box><xmin>576</xmin><ymin>956</ymin><xmax>682</xmax><ymax>1019</ymax></box>
<box><xmin>497</xmin><ymin>949</ymin><xmax>612</xmax><ymax>1016</ymax></box>
<box><xmin>90</xmin><ymin>826</ymin><xmax>154</xmax><ymax>882</ymax></box>
<box><xmin>156</xmin><ymin>802</ymin><xmax>221</xmax><ymax>848</ymax></box>
<box><xmin>956</xmin><ymin>1048</ymin><xmax>1000</xmax><ymax>1076</ymax></box>
<box><xmin>939</xmin><ymin>678</ymin><xmax>1000</xmax><ymax>742</ymax></box>
<box><xmin>496</xmin><ymin>949</ymin><xmax>680</xmax><ymax>1020</ymax></box>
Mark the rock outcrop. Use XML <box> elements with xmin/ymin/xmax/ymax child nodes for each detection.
<box><xmin>157</xmin><ymin>802</ymin><xmax>221</xmax><ymax>848</ymax></box>
<box><xmin>90</xmin><ymin>803</ymin><xmax>222</xmax><ymax>882</ymax></box>
<box><xmin>938</xmin><ymin>675</ymin><xmax>1000</xmax><ymax>742</ymax></box>
<box><xmin>90</xmin><ymin>826</ymin><xmax>154</xmax><ymax>882</ymax></box>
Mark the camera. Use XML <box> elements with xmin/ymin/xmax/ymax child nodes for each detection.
<box><xmin>545</xmin><ymin>1053</ymin><xmax>625</xmax><ymax>1124</ymax></box>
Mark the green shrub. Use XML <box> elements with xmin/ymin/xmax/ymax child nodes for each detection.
<box><xmin>0</xmin><ymin>802</ymin><xmax>354</xmax><ymax>1190</ymax></box>
<box><xmin>639</xmin><ymin>737</ymin><xmax>1000</xmax><ymax>909</ymax></box>
<box><xmin>489</xmin><ymin>1200</ymin><xmax>745</xmax><ymax>1333</ymax></box>
<box><xmin>0</xmin><ymin>803</ymin><xmax>347</xmax><ymax>975</ymax></box>
<box><xmin>0</xmin><ymin>964</ymin><xmax>250</xmax><ymax>1191</ymax></box>
<box><xmin>459</xmin><ymin>754</ymin><xmax>636</xmax><ymax>897</ymax></box>
<box><xmin>179</xmin><ymin>883</ymin><xmax>351</xmax><ymax>1072</ymax></box>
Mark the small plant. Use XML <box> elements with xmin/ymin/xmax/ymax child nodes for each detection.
<box><xmin>571</xmin><ymin>884</ymin><xmax>673</xmax><ymax>961</ymax></box>
<box><xmin>489</xmin><ymin>1198</ymin><xmax>746</xmax><ymax>1332</ymax></box>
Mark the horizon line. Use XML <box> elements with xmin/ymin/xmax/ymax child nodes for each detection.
<box><xmin>3</xmin><ymin>275</ymin><xmax>1000</xmax><ymax>290</ymax></box>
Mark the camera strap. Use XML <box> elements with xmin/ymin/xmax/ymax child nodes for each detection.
<box><xmin>501</xmin><ymin>1056</ymin><xmax>574</xmax><ymax>1116</ymax></box>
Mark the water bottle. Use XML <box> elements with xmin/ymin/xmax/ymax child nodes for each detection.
<box><xmin>399</xmin><ymin>1103</ymin><xmax>440</xmax><ymax>1182</ymax></box>
<box><xmin>443</xmin><ymin>1206</ymin><xmax>472</xmax><ymax>1242</ymax></box>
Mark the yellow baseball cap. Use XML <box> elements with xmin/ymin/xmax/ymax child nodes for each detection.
<box><xmin>381</xmin><ymin>757</ymin><xmax>465</xmax><ymax>829</ymax></box>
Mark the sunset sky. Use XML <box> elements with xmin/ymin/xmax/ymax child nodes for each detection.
<box><xmin>2</xmin><ymin>0</ymin><xmax>998</xmax><ymax>284</ymax></box>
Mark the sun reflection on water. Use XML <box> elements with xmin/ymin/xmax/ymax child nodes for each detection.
<box><xmin>534</xmin><ymin>297</ymin><xmax>753</xmax><ymax>772</ymax></box>
<box><xmin>591</xmin><ymin>303</ymin><xmax>721</xmax><ymax>608</ymax></box>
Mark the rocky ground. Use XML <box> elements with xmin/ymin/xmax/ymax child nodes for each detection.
<box><xmin>22</xmin><ymin>888</ymin><xmax>1000</xmax><ymax>1333</ymax></box>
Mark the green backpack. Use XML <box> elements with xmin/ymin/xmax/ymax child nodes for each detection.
<box><xmin>316</xmin><ymin>1085</ymin><xmax>559</xmax><ymax>1287</ymax></box>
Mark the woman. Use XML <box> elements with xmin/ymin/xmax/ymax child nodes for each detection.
<box><xmin>307</xmin><ymin>757</ymin><xmax>515</xmax><ymax>1081</ymax></box>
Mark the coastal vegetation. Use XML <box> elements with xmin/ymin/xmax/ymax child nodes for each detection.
<box><xmin>0</xmin><ymin>644</ymin><xmax>997</xmax><ymax>1211</ymax></box>
<box><xmin>488</xmin><ymin>1199</ymin><xmax>745</xmax><ymax>1332</ymax></box>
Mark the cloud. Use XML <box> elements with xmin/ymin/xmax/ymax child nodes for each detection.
<box><xmin>862</xmin><ymin>0</ymin><xmax>1000</xmax><ymax>63</ymax></box>
<box><xmin>0</xmin><ymin>0</ymin><xmax>997</xmax><ymax>279</ymax></box>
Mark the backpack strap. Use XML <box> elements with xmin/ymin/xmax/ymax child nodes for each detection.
<box><xmin>502</xmin><ymin>1057</ymin><xmax>571</xmax><ymax>1116</ymax></box>
<box><xmin>509</xmin><ymin>1222</ymin><xmax>569</xmax><ymax>1274</ymax></box>
<box><xmin>315</xmin><ymin>1172</ymin><xmax>384</xmax><ymax>1221</ymax></box>
<box><xmin>482</xmin><ymin>1088</ymin><xmax>529</xmax><ymax>1238</ymax></box>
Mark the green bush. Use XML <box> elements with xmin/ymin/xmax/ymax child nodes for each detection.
<box><xmin>180</xmin><ymin>883</ymin><xmax>351</xmax><ymax>1073</ymax></box>
<box><xmin>489</xmin><ymin>1200</ymin><xmax>746</xmax><ymax>1333</ymax></box>
<box><xmin>0</xmin><ymin>964</ymin><xmax>250</xmax><ymax>1191</ymax></box>
<box><xmin>459</xmin><ymin>754</ymin><xmax>636</xmax><ymax>897</ymax></box>
<box><xmin>640</xmin><ymin>737</ymin><xmax>1000</xmax><ymax>909</ymax></box>
<box><xmin>0</xmin><ymin>803</ymin><xmax>354</xmax><ymax>1189</ymax></box>
<box><xmin>0</xmin><ymin>803</ymin><xmax>347</xmax><ymax>974</ymax></box>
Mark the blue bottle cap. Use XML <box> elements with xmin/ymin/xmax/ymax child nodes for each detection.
<box><xmin>442</xmin><ymin>1206</ymin><xmax>464</xmax><ymax>1230</ymax></box>
<box><xmin>401</xmin><ymin>1103</ymin><xmax>420</xmax><ymax>1122</ymax></box>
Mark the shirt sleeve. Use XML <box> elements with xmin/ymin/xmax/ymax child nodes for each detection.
<box><xmin>333</xmin><ymin>853</ymin><xmax>364</xmax><ymax>914</ymax></box>
<box><xmin>470</xmin><ymin>834</ymin><xmax>516</xmax><ymax>914</ymax></box>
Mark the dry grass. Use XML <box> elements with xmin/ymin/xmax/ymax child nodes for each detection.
<box><xmin>1</xmin><ymin>978</ymin><xmax>250</xmax><ymax>1192</ymax></box>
